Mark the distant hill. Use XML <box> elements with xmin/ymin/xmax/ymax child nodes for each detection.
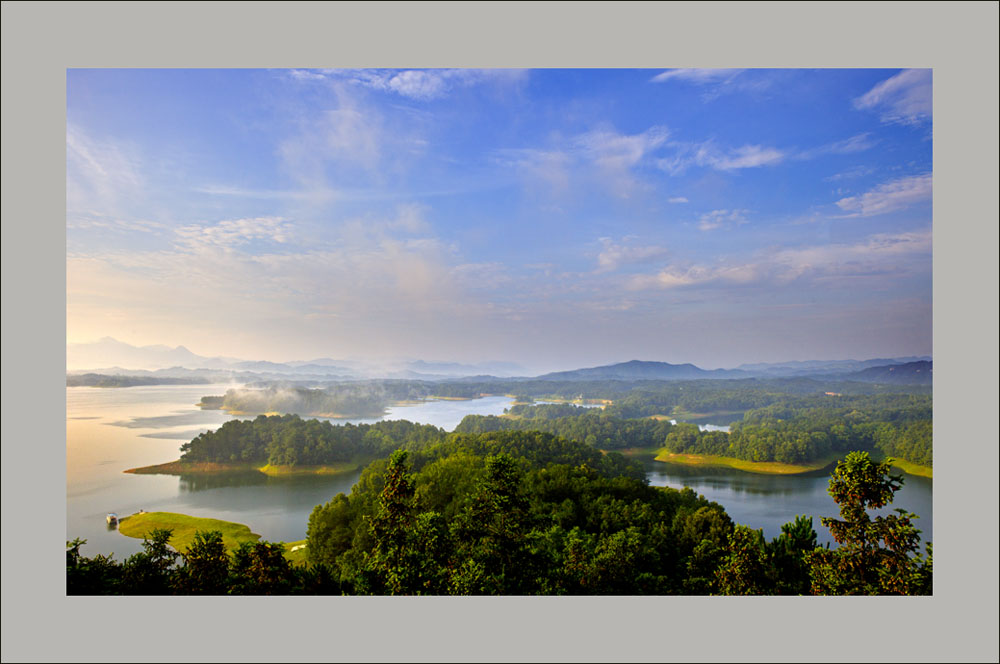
<box><xmin>536</xmin><ymin>360</ymin><xmax>747</xmax><ymax>381</ymax></box>
<box><xmin>736</xmin><ymin>356</ymin><xmax>932</xmax><ymax>377</ymax></box>
<box><xmin>839</xmin><ymin>361</ymin><xmax>932</xmax><ymax>385</ymax></box>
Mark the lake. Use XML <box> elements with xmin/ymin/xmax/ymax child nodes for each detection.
<box><xmin>67</xmin><ymin>385</ymin><xmax>932</xmax><ymax>557</ymax></box>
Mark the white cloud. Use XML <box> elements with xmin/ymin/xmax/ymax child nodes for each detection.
<box><xmin>298</xmin><ymin>68</ymin><xmax>528</xmax><ymax>100</ymax></box>
<box><xmin>668</xmin><ymin>197</ymin><xmax>689</xmax><ymax>204</ymax></box>
<box><xmin>649</xmin><ymin>68</ymin><xmax>776</xmax><ymax>102</ymax></box>
<box><xmin>595</xmin><ymin>237</ymin><xmax>670</xmax><ymax>273</ymax></box>
<box><xmin>626</xmin><ymin>230</ymin><xmax>931</xmax><ymax>291</ymax></box>
<box><xmin>853</xmin><ymin>69</ymin><xmax>932</xmax><ymax>126</ymax></box>
<box><xmin>795</xmin><ymin>133</ymin><xmax>877</xmax><ymax>160</ymax></box>
<box><xmin>659</xmin><ymin>141</ymin><xmax>785</xmax><ymax>175</ymax></box>
<box><xmin>698</xmin><ymin>209</ymin><xmax>749</xmax><ymax>231</ymax></box>
<box><xmin>574</xmin><ymin>126</ymin><xmax>670</xmax><ymax>198</ymax></box>
<box><xmin>835</xmin><ymin>173</ymin><xmax>932</xmax><ymax>217</ymax></box>
<box><xmin>175</xmin><ymin>217</ymin><xmax>292</xmax><ymax>250</ymax></box>
<box><xmin>650</xmin><ymin>68</ymin><xmax>744</xmax><ymax>84</ymax></box>
<box><xmin>66</xmin><ymin>125</ymin><xmax>143</xmax><ymax>216</ymax></box>
<box><xmin>497</xmin><ymin>125</ymin><xmax>669</xmax><ymax>199</ymax></box>
<box><xmin>824</xmin><ymin>165</ymin><xmax>877</xmax><ymax>182</ymax></box>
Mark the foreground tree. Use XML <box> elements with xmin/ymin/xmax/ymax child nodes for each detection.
<box><xmin>808</xmin><ymin>451</ymin><xmax>931</xmax><ymax>595</ymax></box>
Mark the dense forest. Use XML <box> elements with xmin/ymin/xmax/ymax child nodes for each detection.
<box><xmin>179</xmin><ymin>415</ymin><xmax>445</xmax><ymax>466</ymax></box>
<box><xmin>453</xmin><ymin>393</ymin><xmax>932</xmax><ymax>467</ymax></box>
<box><xmin>664</xmin><ymin>393</ymin><xmax>932</xmax><ymax>466</ymax></box>
<box><xmin>181</xmin><ymin>384</ymin><xmax>931</xmax><ymax>469</ymax></box>
<box><xmin>68</xmin><ymin>447</ymin><xmax>931</xmax><ymax>595</ymax></box>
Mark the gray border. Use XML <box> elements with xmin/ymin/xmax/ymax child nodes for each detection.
<box><xmin>2</xmin><ymin>1</ymin><xmax>998</xmax><ymax>662</ymax></box>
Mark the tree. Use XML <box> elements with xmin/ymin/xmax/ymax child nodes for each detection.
<box><xmin>808</xmin><ymin>451</ymin><xmax>931</xmax><ymax>595</ymax></box>
<box><xmin>449</xmin><ymin>454</ymin><xmax>540</xmax><ymax>594</ymax></box>
<box><xmin>715</xmin><ymin>515</ymin><xmax>817</xmax><ymax>595</ymax></box>
<box><xmin>358</xmin><ymin>449</ymin><xmax>451</xmax><ymax>594</ymax></box>
<box><xmin>175</xmin><ymin>530</ymin><xmax>230</xmax><ymax>594</ymax></box>
<box><xmin>121</xmin><ymin>528</ymin><xmax>178</xmax><ymax>595</ymax></box>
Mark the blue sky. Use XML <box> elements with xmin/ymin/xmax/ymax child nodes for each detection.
<box><xmin>66</xmin><ymin>68</ymin><xmax>932</xmax><ymax>371</ymax></box>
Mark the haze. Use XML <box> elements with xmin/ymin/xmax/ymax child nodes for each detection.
<box><xmin>66</xmin><ymin>68</ymin><xmax>932</xmax><ymax>371</ymax></box>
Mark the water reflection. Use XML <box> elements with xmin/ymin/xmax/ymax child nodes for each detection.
<box><xmin>177</xmin><ymin>471</ymin><xmax>270</xmax><ymax>492</ymax></box>
<box><xmin>110</xmin><ymin>411</ymin><xmax>226</xmax><ymax>429</ymax></box>
<box><xmin>645</xmin><ymin>458</ymin><xmax>932</xmax><ymax>546</ymax></box>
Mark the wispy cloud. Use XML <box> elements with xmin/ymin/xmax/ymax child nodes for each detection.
<box><xmin>824</xmin><ymin>165</ymin><xmax>877</xmax><ymax>182</ymax></box>
<box><xmin>595</xmin><ymin>237</ymin><xmax>670</xmax><ymax>273</ymax></box>
<box><xmin>174</xmin><ymin>217</ymin><xmax>292</xmax><ymax>250</ymax></box>
<box><xmin>650</xmin><ymin>68</ymin><xmax>745</xmax><ymax>84</ymax></box>
<box><xmin>698</xmin><ymin>209</ymin><xmax>749</xmax><ymax>231</ymax></box>
<box><xmin>626</xmin><ymin>230</ymin><xmax>931</xmax><ymax>291</ymax></box>
<box><xmin>67</xmin><ymin>125</ymin><xmax>144</xmax><ymax>216</ymax></box>
<box><xmin>650</xmin><ymin>68</ymin><xmax>775</xmax><ymax>101</ymax></box>
<box><xmin>795</xmin><ymin>133</ymin><xmax>877</xmax><ymax>160</ymax></box>
<box><xmin>293</xmin><ymin>68</ymin><xmax>528</xmax><ymax>100</ymax></box>
<box><xmin>574</xmin><ymin>126</ymin><xmax>670</xmax><ymax>198</ymax></box>
<box><xmin>659</xmin><ymin>141</ymin><xmax>785</xmax><ymax>175</ymax></box>
<box><xmin>668</xmin><ymin>196</ymin><xmax>689</xmax><ymax>204</ymax></box>
<box><xmin>835</xmin><ymin>173</ymin><xmax>932</xmax><ymax>217</ymax></box>
<box><xmin>853</xmin><ymin>69</ymin><xmax>932</xmax><ymax>126</ymax></box>
<box><xmin>497</xmin><ymin>125</ymin><xmax>669</xmax><ymax>199</ymax></box>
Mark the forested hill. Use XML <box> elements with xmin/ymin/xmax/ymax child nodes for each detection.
<box><xmin>838</xmin><ymin>361</ymin><xmax>932</xmax><ymax>385</ymax></box>
<box><xmin>536</xmin><ymin>360</ymin><xmax>747</xmax><ymax>381</ymax></box>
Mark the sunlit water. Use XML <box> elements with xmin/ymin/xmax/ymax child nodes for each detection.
<box><xmin>67</xmin><ymin>385</ymin><xmax>932</xmax><ymax>558</ymax></box>
<box><xmin>66</xmin><ymin>386</ymin><xmax>513</xmax><ymax>558</ymax></box>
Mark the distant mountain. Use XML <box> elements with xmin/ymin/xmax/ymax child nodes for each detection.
<box><xmin>67</xmin><ymin>337</ymin><xmax>234</xmax><ymax>371</ymax></box>
<box><xmin>537</xmin><ymin>360</ymin><xmax>747</xmax><ymax>381</ymax></box>
<box><xmin>839</xmin><ymin>361</ymin><xmax>932</xmax><ymax>385</ymax></box>
<box><xmin>735</xmin><ymin>356</ymin><xmax>932</xmax><ymax>378</ymax></box>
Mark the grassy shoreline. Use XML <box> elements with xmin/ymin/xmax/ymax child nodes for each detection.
<box><xmin>653</xmin><ymin>449</ymin><xmax>932</xmax><ymax>478</ymax></box>
<box><xmin>124</xmin><ymin>459</ymin><xmax>366</xmax><ymax>476</ymax></box>
<box><xmin>117</xmin><ymin>511</ymin><xmax>261</xmax><ymax>552</ymax></box>
<box><xmin>654</xmin><ymin>450</ymin><xmax>846</xmax><ymax>475</ymax></box>
<box><xmin>117</xmin><ymin>511</ymin><xmax>310</xmax><ymax>564</ymax></box>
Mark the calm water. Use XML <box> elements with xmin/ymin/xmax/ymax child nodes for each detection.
<box><xmin>66</xmin><ymin>385</ymin><xmax>512</xmax><ymax>558</ymax></box>
<box><xmin>645</xmin><ymin>460</ymin><xmax>933</xmax><ymax>547</ymax></box>
<box><xmin>67</xmin><ymin>386</ymin><xmax>932</xmax><ymax>557</ymax></box>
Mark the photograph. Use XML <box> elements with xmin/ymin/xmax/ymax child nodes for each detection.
<box><xmin>64</xmin><ymin>66</ymin><xmax>934</xmax><ymax>596</ymax></box>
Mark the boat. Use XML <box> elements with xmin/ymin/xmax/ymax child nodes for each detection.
<box><xmin>106</xmin><ymin>513</ymin><xmax>118</xmax><ymax>525</ymax></box>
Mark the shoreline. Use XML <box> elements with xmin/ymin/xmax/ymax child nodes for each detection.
<box><xmin>653</xmin><ymin>450</ymin><xmax>932</xmax><ymax>478</ymax></box>
<box><xmin>116</xmin><ymin>511</ymin><xmax>309</xmax><ymax>564</ymax></box>
<box><xmin>124</xmin><ymin>459</ymin><xmax>366</xmax><ymax>476</ymax></box>
<box><xmin>654</xmin><ymin>451</ymin><xmax>846</xmax><ymax>475</ymax></box>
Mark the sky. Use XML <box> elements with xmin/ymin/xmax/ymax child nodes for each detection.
<box><xmin>66</xmin><ymin>68</ymin><xmax>932</xmax><ymax>372</ymax></box>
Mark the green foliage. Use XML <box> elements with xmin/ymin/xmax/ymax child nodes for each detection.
<box><xmin>715</xmin><ymin>516</ymin><xmax>817</xmax><ymax>595</ymax></box>
<box><xmin>180</xmin><ymin>414</ymin><xmax>446</xmax><ymax>466</ymax></box>
<box><xmin>808</xmin><ymin>452</ymin><xmax>931</xmax><ymax>595</ymax></box>
<box><xmin>174</xmin><ymin>530</ymin><xmax>230</xmax><ymax>595</ymax></box>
